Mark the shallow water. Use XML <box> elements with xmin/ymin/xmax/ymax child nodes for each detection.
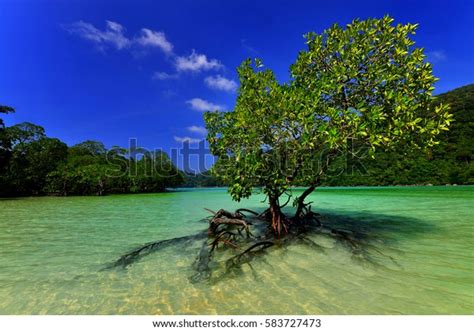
<box><xmin>0</xmin><ymin>186</ymin><xmax>472</xmax><ymax>314</ymax></box>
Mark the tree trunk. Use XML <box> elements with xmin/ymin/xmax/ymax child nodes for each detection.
<box><xmin>269</xmin><ymin>195</ymin><xmax>286</xmax><ymax>236</ymax></box>
<box><xmin>294</xmin><ymin>182</ymin><xmax>317</xmax><ymax>218</ymax></box>
<box><xmin>293</xmin><ymin>150</ymin><xmax>335</xmax><ymax>219</ymax></box>
<box><xmin>294</xmin><ymin>175</ymin><xmax>323</xmax><ymax>219</ymax></box>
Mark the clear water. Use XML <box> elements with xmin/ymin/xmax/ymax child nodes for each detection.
<box><xmin>0</xmin><ymin>186</ymin><xmax>472</xmax><ymax>314</ymax></box>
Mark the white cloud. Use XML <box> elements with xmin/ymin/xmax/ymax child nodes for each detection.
<box><xmin>63</xmin><ymin>20</ymin><xmax>174</xmax><ymax>54</ymax></box>
<box><xmin>174</xmin><ymin>136</ymin><xmax>202</xmax><ymax>144</ymax></box>
<box><xmin>63</xmin><ymin>20</ymin><xmax>130</xmax><ymax>50</ymax></box>
<box><xmin>186</xmin><ymin>98</ymin><xmax>224</xmax><ymax>112</ymax></box>
<box><xmin>204</xmin><ymin>75</ymin><xmax>238</xmax><ymax>92</ymax></box>
<box><xmin>64</xmin><ymin>21</ymin><xmax>229</xmax><ymax>85</ymax></box>
<box><xmin>187</xmin><ymin>125</ymin><xmax>207</xmax><ymax>135</ymax></box>
<box><xmin>426</xmin><ymin>50</ymin><xmax>447</xmax><ymax>63</ymax></box>
<box><xmin>175</xmin><ymin>50</ymin><xmax>223</xmax><ymax>72</ymax></box>
<box><xmin>152</xmin><ymin>72</ymin><xmax>178</xmax><ymax>80</ymax></box>
<box><xmin>136</xmin><ymin>28</ymin><xmax>173</xmax><ymax>54</ymax></box>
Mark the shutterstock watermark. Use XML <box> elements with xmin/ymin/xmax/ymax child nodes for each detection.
<box><xmin>103</xmin><ymin>138</ymin><xmax>369</xmax><ymax>179</ymax></box>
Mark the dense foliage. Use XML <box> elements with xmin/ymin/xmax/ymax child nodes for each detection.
<box><xmin>324</xmin><ymin>84</ymin><xmax>473</xmax><ymax>185</ymax></box>
<box><xmin>0</xmin><ymin>105</ymin><xmax>16</xmax><ymax>173</ymax></box>
<box><xmin>205</xmin><ymin>16</ymin><xmax>452</xmax><ymax>233</ymax></box>
<box><xmin>0</xmin><ymin>117</ymin><xmax>183</xmax><ymax>196</ymax></box>
<box><xmin>183</xmin><ymin>85</ymin><xmax>473</xmax><ymax>188</ymax></box>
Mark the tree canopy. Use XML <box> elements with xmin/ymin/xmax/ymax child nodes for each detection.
<box><xmin>324</xmin><ymin>84</ymin><xmax>474</xmax><ymax>186</ymax></box>
<box><xmin>0</xmin><ymin>105</ymin><xmax>15</xmax><ymax>129</ymax></box>
<box><xmin>205</xmin><ymin>16</ymin><xmax>452</xmax><ymax>234</ymax></box>
<box><xmin>0</xmin><ymin>105</ymin><xmax>16</xmax><ymax>174</ymax></box>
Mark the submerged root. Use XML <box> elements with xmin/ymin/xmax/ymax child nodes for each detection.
<box><xmin>192</xmin><ymin>207</ymin><xmax>275</xmax><ymax>281</ymax></box>
<box><xmin>290</xmin><ymin>206</ymin><xmax>321</xmax><ymax>228</ymax></box>
<box><xmin>104</xmin><ymin>231</ymin><xmax>207</xmax><ymax>270</ymax></box>
<box><xmin>189</xmin><ymin>241</ymin><xmax>213</xmax><ymax>283</ymax></box>
<box><xmin>296</xmin><ymin>235</ymin><xmax>326</xmax><ymax>253</ymax></box>
<box><xmin>225</xmin><ymin>241</ymin><xmax>274</xmax><ymax>271</ymax></box>
<box><xmin>330</xmin><ymin>229</ymin><xmax>360</xmax><ymax>250</ymax></box>
<box><xmin>210</xmin><ymin>230</ymin><xmax>239</xmax><ymax>252</ymax></box>
<box><xmin>105</xmin><ymin>207</ymin><xmax>399</xmax><ymax>284</ymax></box>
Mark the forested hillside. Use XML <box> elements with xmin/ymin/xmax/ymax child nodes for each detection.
<box><xmin>323</xmin><ymin>84</ymin><xmax>473</xmax><ymax>185</ymax></box>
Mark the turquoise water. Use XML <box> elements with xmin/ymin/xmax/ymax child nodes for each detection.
<box><xmin>0</xmin><ymin>186</ymin><xmax>472</xmax><ymax>314</ymax></box>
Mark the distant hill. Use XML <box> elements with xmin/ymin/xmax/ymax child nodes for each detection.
<box><xmin>323</xmin><ymin>83</ymin><xmax>474</xmax><ymax>186</ymax></box>
<box><xmin>433</xmin><ymin>84</ymin><xmax>474</xmax><ymax>165</ymax></box>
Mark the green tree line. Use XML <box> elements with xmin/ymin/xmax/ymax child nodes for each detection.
<box><xmin>0</xmin><ymin>114</ymin><xmax>183</xmax><ymax>196</ymax></box>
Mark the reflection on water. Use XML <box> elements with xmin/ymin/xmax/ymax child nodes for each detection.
<box><xmin>0</xmin><ymin>186</ymin><xmax>473</xmax><ymax>314</ymax></box>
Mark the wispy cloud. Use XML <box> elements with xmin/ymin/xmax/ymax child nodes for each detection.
<box><xmin>175</xmin><ymin>50</ymin><xmax>223</xmax><ymax>72</ymax></box>
<box><xmin>64</xmin><ymin>20</ymin><xmax>226</xmax><ymax>87</ymax></box>
<box><xmin>241</xmin><ymin>39</ymin><xmax>260</xmax><ymax>55</ymax></box>
<box><xmin>63</xmin><ymin>20</ymin><xmax>131</xmax><ymax>50</ymax></box>
<box><xmin>187</xmin><ymin>125</ymin><xmax>207</xmax><ymax>135</ymax></box>
<box><xmin>174</xmin><ymin>136</ymin><xmax>202</xmax><ymax>143</ymax></box>
<box><xmin>63</xmin><ymin>20</ymin><xmax>173</xmax><ymax>55</ymax></box>
<box><xmin>426</xmin><ymin>50</ymin><xmax>447</xmax><ymax>63</ymax></box>
<box><xmin>136</xmin><ymin>28</ymin><xmax>173</xmax><ymax>54</ymax></box>
<box><xmin>152</xmin><ymin>72</ymin><xmax>179</xmax><ymax>80</ymax></box>
<box><xmin>204</xmin><ymin>75</ymin><xmax>237</xmax><ymax>92</ymax></box>
<box><xmin>186</xmin><ymin>98</ymin><xmax>224</xmax><ymax>112</ymax></box>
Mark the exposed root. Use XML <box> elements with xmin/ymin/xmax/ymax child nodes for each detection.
<box><xmin>213</xmin><ymin>208</ymin><xmax>244</xmax><ymax>219</ymax></box>
<box><xmin>279</xmin><ymin>194</ymin><xmax>292</xmax><ymax>208</ymax></box>
<box><xmin>258</xmin><ymin>208</ymin><xmax>271</xmax><ymax>220</ymax></box>
<box><xmin>209</xmin><ymin>217</ymin><xmax>251</xmax><ymax>238</ymax></box>
<box><xmin>204</xmin><ymin>208</ymin><xmax>217</xmax><ymax>215</ymax></box>
<box><xmin>235</xmin><ymin>208</ymin><xmax>259</xmax><ymax>216</ymax></box>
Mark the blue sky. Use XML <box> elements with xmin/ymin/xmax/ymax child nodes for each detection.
<box><xmin>1</xmin><ymin>0</ymin><xmax>473</xmax><ymax>165</ymax></box>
